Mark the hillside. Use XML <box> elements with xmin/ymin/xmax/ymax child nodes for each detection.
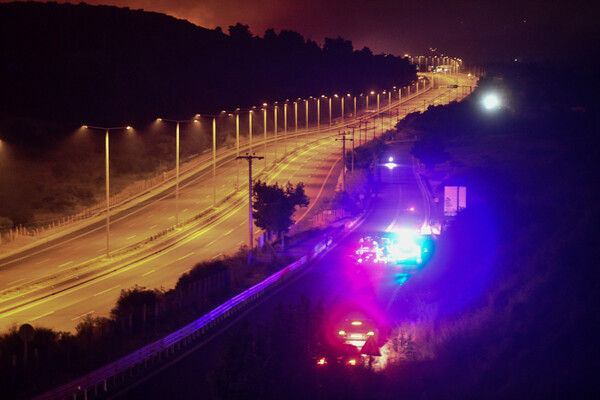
<box><xmin>0</xmin><ymin>1</ymin><xmax>415</xmax><ymax>227</ymax></box>
<box><xmin>0</xmin><ymin>1</ymin><xmax>415</xmax><ymax>148</ymax></box>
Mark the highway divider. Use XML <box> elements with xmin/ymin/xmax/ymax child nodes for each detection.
<box><xmin>33</xmin><ymin>237</ymin><xmax>332</xmax><ymax>400</ymax></box>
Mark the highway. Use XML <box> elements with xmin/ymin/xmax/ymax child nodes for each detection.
<box><xmin>123</xmin><ymin>138</ymin><xmax>428</xmax><ymax>399</ymax></box>
<box><xmin>0</xmin><ymin>73</ymin><xmax>472</xmax><ymax>332</ymax></box>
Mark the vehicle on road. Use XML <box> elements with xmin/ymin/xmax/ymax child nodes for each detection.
<box><xmin>383</xmin><ymin>230</ymin><xmax>423</xmax><ymax>265</ymax></box>
<box><xmin>336</xmin><ymin>318</ymin><xmax>379</xmax><ymax>350</ymax></box>
<box><xmin>355</xmin><ymin>236</ymin><xmax>385</xmax><ymax>264</ymax></box>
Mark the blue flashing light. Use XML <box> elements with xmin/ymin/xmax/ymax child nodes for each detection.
<box><xmin>395</xmin><ymin>273</ymin><xmax>411</xmax><ymax>285</ymax></box>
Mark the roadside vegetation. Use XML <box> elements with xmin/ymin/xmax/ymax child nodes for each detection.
<box><xmin>0</xmin><ymin>232</ymin><xmax>311</xmax><ymax>399</ymax></box>
<box><xmin>0</xmin><ymin>122</ymin><xmax>386</xmax><ymax>399</ymax></box>
<box><xmin>209</xmin><ymin>64</ymin><xmax>599</xmax><ymax>399</ymax></box>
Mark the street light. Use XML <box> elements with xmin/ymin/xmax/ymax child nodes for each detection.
<box><xmin>235</xmin><ymin>109</ymin><xmax>240</xmax><ymax>190</ymax></box>
<box><xmin>274</xmin><ymin>103</ymin><xmax>278</xmax><ymax>163</ymax></box>
<box><xmin>156</xmin><ymin>118</ymin><xmax>199</xmax><ymax>226</ymax></box>
<box><xmin>317</xmin><ymin>96</ymin><xmax>321</xmax><ymax>135</ymax></box>
<box><xmin>249</xmin><ymin>108</ymin><xmax>254</xmax><ymax>153</ymax></box>
<box><xmin>482</xmin><ymin>93</ymin><xmax>500</xmax><ymax>110</ymax></box>
<box><xmin>377</xmin><ymin>92</ymin><xmax>381</xmax><ymax>133</ymax></box>
<box><xmin>194</xmin><ymin>112</ymin><xmax>222</xmax><ymax>207</ymax></box>
<box><xmin>263</xmin><ymin>104</ymin><xmax>268</xmax><ymax>169</ymax></box>
<box><xmin>81</xmin><ymin>125</ymin><xmax>132</xmax><ymax>257</ymax></box>
<box><xmin>283</xmin><ymin>102</ymin><xmax>288</xmax><ymax>155</ymax></box>
<box><xmin>305</xmin><ymin>99</ymin><xmax>309</xmax><ymax>144</ymax></box>
<box><xmin>328</xmin><ymin>95</ymin><xmax>333</xmax><ymax>126</ymax></box>
<box><xmin>294</xmin><ymin>99</ymin><xmax>299</xmax><ymax>149</ymax></box>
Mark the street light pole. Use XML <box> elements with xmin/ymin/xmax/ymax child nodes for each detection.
<box><xmin>236</xmin><ymin>153</ymin><xmax>264</xmax><ymax>264</ymax></box>
<box><xmin>105</xmin><ymin>129</ymin><xmax>109</xmax><ymax>255</ymax></box>
<box><xmin>328</xmin><ymin>96</ymin><xmax>332</xmax><ymax>126</ymax></box>
<box><xmin>317</xmin><ymin>97</ymin><xmax>320</xmax><ymax>136</ymax></box>
<box><xmin>274</xmin><ymin>105</ymin><xmax>278</xmax><ymax>162</ymax></box>
<box><xmin>212</xmin><ymin>116</ymin><xmax>217</xmax><ymax>207</ymax></box>
<box><xmin>305</xmin><ymin>99</ymin><xmax>309</xmax><ymax>145</ymax></box>
<box><xmin>249</xmin><ymin>109</ymin><xmax>253</xmax><ymax>153</ymax></box>
<box><xmin>294</xmin><ymin>101</ymin><xmax>298</xmax><ymax>149</ymax></box>
<box><xmin>283</xmin><ymin>102</ymin><xmax>287</xmax><ymax>155</ymax></box>
<box><xmin>377</xmin><ymin>93</ymin><xmax>381</xmax><ymax>133</ymax></box>
<box><xmin>235</xmin><ymin>110</ymin><xmax>240</xmax><ymax>191</ymax></box>
<box><xmin>82</xmin><ymin>125</ymin><xmax>131</xmax><ymax>257</ymax></box>
<box><xmin>176</xmin><ymin>122</ymin><xmax>180</xmax><ymax>223</ymax></box>
<box><xmin>158</xmin><ymin>117</ymin><xmax>199</xmax><ymax>225</ymax></box>
<box><xmin>263</xmin><ymin>106</ymin><xmax>268</xmax><ymax>169</ymax></box>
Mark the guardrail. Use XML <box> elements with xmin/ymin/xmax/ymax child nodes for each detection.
<box><xmin>34</xmin><ymin>238</ymin><xmax>330</xmax><ymax>400</ymax></box>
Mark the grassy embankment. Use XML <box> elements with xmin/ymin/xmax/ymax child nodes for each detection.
<box><xmin>210</xmin><ymin>65</ymin><xmax>599</xmax><ymax>399</ymax></box>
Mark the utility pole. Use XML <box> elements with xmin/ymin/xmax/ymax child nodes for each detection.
<box><xmin>336</xmin><ymin>132</ymin><xmax>353</xmax><ymax>192</ymax></box>
<box><xmin>236</xmin><ymin>153</ymin><xmax>264</xmax><ymax>264</ymax></box>
<box><xmin>348</xmin><ymin>123</ymin><xmax>360</xmax><ymax>169</ymax></box>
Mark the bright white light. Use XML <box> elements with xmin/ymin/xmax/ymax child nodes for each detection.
<box><xmin>388</xmin><ymin>156</ymin><xmax>394</xmax><ymax>162</ymax></box>
<box><xmin>387</xmin><ymin>229</ymin><xmax>421</xmax><ymax>262</ymax></box>
<box><xmin>483</xmin><ymin>93</ymin><xmax>500</xmax><ymax>110</ymax></box>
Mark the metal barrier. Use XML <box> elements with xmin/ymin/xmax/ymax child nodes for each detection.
<box><xmin>34</xmin><ymin>239</ymin><xmax>329</xmax><ymax>400</ymax></box>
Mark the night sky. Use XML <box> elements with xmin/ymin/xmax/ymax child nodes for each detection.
<box><xmin>9</xmin><ymin>0</ymin><xmax>596</xmax><ymax>65</ymax></box>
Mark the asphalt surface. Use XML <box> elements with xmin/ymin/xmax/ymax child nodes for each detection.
<box><xmin>0</xmin><ymin>74</ymin><xmax>470</xmax><ymax>333</ymax></box>
<box><xmin>121</xmin><ymin>140</ymin><xmax>427</xmax><ymax>399</ymax></box>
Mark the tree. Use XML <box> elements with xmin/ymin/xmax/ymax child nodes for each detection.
<box><xmin>252</xmin><ymin>181</ymin><xmax>309</xmax><ymax>249</ymax></box>
<box><xmin>228</xmin><ymin>22</ymin><xmax>253</xmax><ymax>41</ymax></box>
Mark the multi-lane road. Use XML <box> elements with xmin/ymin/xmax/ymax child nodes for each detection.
<box><xmin>0</xmin><ymin>73</ymin><xmax>473</xmax><ymax>332</ymax></box>
<box><xmin>123</xmin><ymin>137</ymin><xmax>429</xmax><ymax>399</ymax></box>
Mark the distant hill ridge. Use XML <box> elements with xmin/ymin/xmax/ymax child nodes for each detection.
<box><xmin>0</xmin><ymin>1</ymin><xmax>415</xmax><ymax>145</ymax></box>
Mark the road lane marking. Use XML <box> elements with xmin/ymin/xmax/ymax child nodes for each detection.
<box><xmin>149</xmin><ymin>225</ymin><xmax>157</xmax><ymax>230</ymax></box>
<box><xmin>7</xmin><ymin>277</ymin><xmax>26</xmax><ymax>285</ymax></box>
<box><xmin>183</xmin><ymin>208</ymin><xmax>188</xmax><ymax>212</ymax></box>
<box><xmin>177</xmin><ymin>252</ymin><xmax>195</xmax><ymax>261</ymax></box>
<box><xmin>238</xmin><ymin>221</ymin><xmax>245</xmax><ymax>226</ymax></box>
<box><xmin>93</xmin><ymin>284</ymin><xmax>120</xmax><ymax>297</ymax></box>
<box><xmin>34</xmin><ymin>258</ymin><xmax>51</xmax><ymax>265</ymax></box>
<box><xmin>127</xmin><ymin>235</ymin><xmax>136</xmax><ymax>240</ymax></box>
<box><xmin>71</xmin><ymin>310</ymin><xmax>95</xmax><ymax>321</ymax></box>
<box><xmin>57</xmin><ymin>261</ymin><xmax>73</xmax><ymax>268</ymax></box>
<box><xmin>179</xmin><ymin>268</ymin><xmax>190</xmax><ymax>276</ymax></box>
<box><xmin>142</xmin><ymin>269</ymin><xmax>156</xmax><ymax>277</ymax></box>
<box><xmin>147</xmin><ymin>214</ymin><xmax>154</xmax><ymax>218</ymax></box>
<box><xmin>238</xmin><ymin>241</ymin><xmax>244</xmax><ymax>246</ymax></box>
<box><xmin>31</xmin><ymin>310</ymin><xmax>54</xmax><ymax>321</ymax></box>
<box><xmin>296</xmin><ymin>157</ymin><xmax>341</xmax><ymax>222</ymax></box>
<box><xmin>168</xmin><ymin>216</ymin><xmax>174</xmax><ymax>220</ymax></box>
<box><xmin>225</xmin><ymin>228</ymin><xmax>234</xmax><ymax>236</ymax></box>
<box><xmin>211</xmin><ymin>253</ymin><xmax>222</xmax><ymax>259</ymax></box>
<box><xmin>206</xmin><ymin>239</ymin><xmax>217</xmax><ymax>247</ymax></box>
